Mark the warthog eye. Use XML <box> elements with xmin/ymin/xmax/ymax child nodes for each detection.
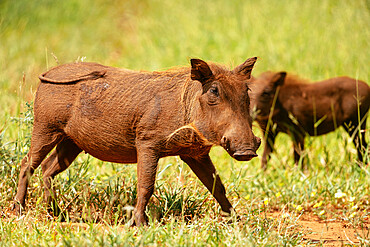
<box><xmin>209</xmin><ymin>86</ymin><xmax>219</xmax><ymax>97</ymax></box>
<box><xmin>206</xmin><ymin>85</ymin><xmax>220</xmax><ymax>105</ymax></box>
<box><xmin>262</xmin><ymin>91</ymin><xmax>270</xmax><ymax>97</ymax></box>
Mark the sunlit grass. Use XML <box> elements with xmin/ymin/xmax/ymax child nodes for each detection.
<box><xmin>0</xmin><ymin>0</ymin><xmax>369</xmax><ymax>245</ymax></box>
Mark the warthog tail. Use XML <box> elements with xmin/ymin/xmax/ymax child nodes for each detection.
<box><xmin>39</xmin><ymin>70</ymin><xmax>106</xmax><ymax>84</ymax></box>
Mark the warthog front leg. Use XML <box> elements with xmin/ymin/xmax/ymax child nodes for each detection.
<box><xmin>180</xmin><ymin>154</ymin><xmax>233</xmax><ymax>215</ymax></box>
<box><xmin>261</xmin><ymin>132</ymin><xmax>276</xmax><ymax>170</ymax></box>
<box><xmin>293</xmin><ymin>134</ymin><xmax>305</xmax><ymax>168</ymax></box>
<box><xmin>134</xmin><ymin>145</ymin><xmax>159</xmax><ymax>226</ymax></box>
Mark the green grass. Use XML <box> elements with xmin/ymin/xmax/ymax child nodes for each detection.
<box><xmin>1</xmin><ymin>0</ymin><xmax>370</xmax><ymax>245</ymax></box>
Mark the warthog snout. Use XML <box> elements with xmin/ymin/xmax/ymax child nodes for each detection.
<box><xmin>221</xmin><ymin>135</ymin><xmax>261</xmax><ymax>161</ymax></box>
<box><xmin>233</xmin><ymin>150</ymin><xmax>258</xmax><ymax>161</ymax></box>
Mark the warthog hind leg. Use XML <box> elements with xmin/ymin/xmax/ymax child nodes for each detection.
<box><xmin>12</xmin><ymin>128</ymin><xmax>63</xmax><ymax>215</ymax></box>
<box><xmin>41</xmin><ymin>138</ymin><xmax>82</xmax><ymax>217</ymax></box>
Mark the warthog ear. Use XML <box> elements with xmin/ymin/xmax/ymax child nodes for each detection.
<box><xmin>272</xmin><ymin>71</ymin><xmax>286</xmax><ymax>87</ymax></box>
<box><xmin>190</xmin><ymin>59</ymin><xmax>213</xmax><ymax>84</ymax></box>
<box><xmin>233</xmin><ymin>57</ymin><xmax>257</xmax><ymax>78</ymax></box>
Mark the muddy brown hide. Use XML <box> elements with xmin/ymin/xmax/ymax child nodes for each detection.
<box><xmin>250</xmin><ymin>71</ymin><xmax>370</xmax><ymax>169</ymax></box>
<box><xmin>13</xmin><ymin>58</ymin><xmax>261</xmax><ymax>225</ymax></box>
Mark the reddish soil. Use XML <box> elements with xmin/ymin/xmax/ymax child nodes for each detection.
<box><xmin>269</xmin><ymin>211</ymin><xmax>369</xmax><ymax>246</ymax></box>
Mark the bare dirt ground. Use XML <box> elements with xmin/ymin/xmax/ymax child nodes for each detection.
<box><xmin>269</xmin><ymin>211</ymin><xmax>369</xmax><ymax>246</ymax></box>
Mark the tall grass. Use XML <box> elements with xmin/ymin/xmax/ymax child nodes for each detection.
<box><xmin>0</xmin><ymin>0</ymin><xmax>369</xmax><ymax>245</ymax></box>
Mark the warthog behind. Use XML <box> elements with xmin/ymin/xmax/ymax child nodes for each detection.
<box><xmin>12</xmin><ymin>58</ymin><xmax>261</xmax><ymax>225</ymax></box>
<box><xmin>250</xmin><ymin>71</ymin><xmax>370</xmax><ymax>169</ymax></box>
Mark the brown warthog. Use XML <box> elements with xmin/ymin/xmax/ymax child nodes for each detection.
<box><xmin>250</xmin><ymin>71</ymin><xmax>370</xmax><ymax>169</ymax></box>
<box><xmin>12</xmin><ymin>58</ymin><xmax>261</xmax><ymax>225</ymax></box>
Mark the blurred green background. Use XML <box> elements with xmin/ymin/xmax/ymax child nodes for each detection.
<box><xmin>1</xmin><ymin>0</ymin><xmax>369</xmax><ymax>125</ymax></box>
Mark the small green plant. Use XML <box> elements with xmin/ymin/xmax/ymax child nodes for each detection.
<box><xmin>152</xmin><ymin>183</ymin><xmax>209</xmax><ymax>223</ymax></box>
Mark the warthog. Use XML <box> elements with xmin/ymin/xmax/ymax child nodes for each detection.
<box><xmin>12</xmin><ymin>58</ymin><xmax>261</xmax><ymax>225</ymax></box>
<box><xmin>250</xmin><ymin>71</ymin><xmax>370</xmax><ymax>169</ymax></box>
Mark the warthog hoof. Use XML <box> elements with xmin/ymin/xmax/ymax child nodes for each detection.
<box><xmin>10</xmin><ymin>201</ymin><xmax>24</xmax><ymax>216</ymax></box>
